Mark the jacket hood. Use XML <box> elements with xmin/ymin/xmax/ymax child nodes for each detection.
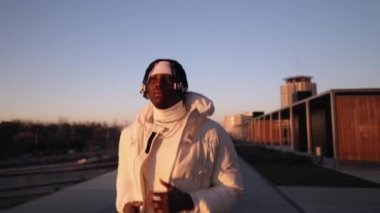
<box><xmin>184</xmin><ymin>91</ymin><xmax>214</xmax><ymax>117</ymax></box>
<box><xmin>136</xmin><ymin>91</ymin><xmax>214</xmax><ymax>124</ymax></box>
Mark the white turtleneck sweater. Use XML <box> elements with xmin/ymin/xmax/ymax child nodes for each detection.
<box><xmin>142</xmin><ymin>101</ymin><xmax>188</xmax><ymax>212</ymax></box>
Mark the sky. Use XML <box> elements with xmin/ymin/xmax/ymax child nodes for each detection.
<box><xmin>1</xmin><ymin>0</ymin><xmax>379</xmax><ymax>125</ymax></box>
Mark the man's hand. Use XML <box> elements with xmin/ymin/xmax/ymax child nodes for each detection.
<box><xmin>123</xmin><ymin>201</ymin><xmax>142</xmax><ymax>213</ymax></box>
<box><xmin>150</xmin><ymin>180</ymin><xmax>194</xmax><ymax>213</ymax></box>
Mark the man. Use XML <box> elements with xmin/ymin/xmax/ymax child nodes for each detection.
<box><xmin>116</xmin><ymin>59</ymin><xmax>243</xmax><ymax>213</ymax></box>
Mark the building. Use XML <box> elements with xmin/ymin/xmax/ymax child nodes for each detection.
<box><xmin>280</xmin><ymin>75</ymin><xmax>317</xmax><ymax>107</ymax></box>
<box><xmin>247</xmin><ymin>88</ymin><xmax>380</xmax><ymax>168</ymax></box>
<box><xmin>223</xmin><ymin>113</ymin><xmax>254</xmax><ymax>141</ymax></box>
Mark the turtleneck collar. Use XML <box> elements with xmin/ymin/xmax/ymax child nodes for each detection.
<box><xmin>153</xmin><ymin>100</ymin><xmax>187</xmax><ymax>125</ymax></box>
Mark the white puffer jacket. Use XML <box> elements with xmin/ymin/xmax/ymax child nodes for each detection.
<box><xmin>116</xmin><ymin>92</ymin><xmax>243</xmax><ymax>212</ymax></box>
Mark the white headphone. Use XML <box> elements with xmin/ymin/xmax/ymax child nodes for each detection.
<box><xmin>140</xmin><ymin>82</ymin><xmax>187</xmax><ymax>99</ymax></box>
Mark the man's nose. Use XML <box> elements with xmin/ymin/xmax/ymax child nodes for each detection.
<box><xmin>154</xmin><ymin>78</ymin><xmax>163</xmax><ymax>87</ymax></box>
<box><xmin>153</xmin><ymin>78</ymin><xmax>166</xmax><ymax>88</ymax></box>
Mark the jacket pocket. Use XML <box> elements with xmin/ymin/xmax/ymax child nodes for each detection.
<box><xmin>172</xmin><ymin>139</ymin><xmax>215</xmax><ymax>190</ymax></box>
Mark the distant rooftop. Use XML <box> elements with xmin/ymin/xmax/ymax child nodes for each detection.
<box><xmin>283</xmin><ymin>75</ymin><xmax>313</xmax><ymax>83</ymax></box>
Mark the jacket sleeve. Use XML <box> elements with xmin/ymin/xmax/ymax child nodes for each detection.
<box><xmin>189</xmin><ymin>125</ymin><xmax>244</xmax><ymax>212</ymax></box>
<box><xmin>116</xmin><ymin>127</ymin><xmax>133</xmax><ymax>213</ymax></box>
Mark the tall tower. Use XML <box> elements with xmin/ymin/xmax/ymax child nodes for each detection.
<box><xmin>280</xmin><ymin>75</ymin><xmax>317</xmax><ymax>107</ymax></box>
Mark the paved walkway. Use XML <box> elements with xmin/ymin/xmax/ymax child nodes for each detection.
<box><xmin>279</xmin><ymin>186</ymin><xmax>380</xmax><ymax>213</ymax></box>
<box><xmin>4</xmin><ymin>158</ymin><xmax>380</xmax><ymax>213</ymax></box>
<box><xmin>339</xmin><ymin>169</ymin><xmax>380</xmax><ymax>184</ymax></box>
<box><xmin>5</xmin><ymin>158</ymin><xmax>301</xmax><ymax>213</ymax></box>
<box><xmin>232</xmin><ymin>159</ymin><xmax>301</xmax><ymax>213</ymax></box>
<box><xmin>4</xmin><ymin>171</ymin><xmax>116</xmax><ymax>213</ymax></box>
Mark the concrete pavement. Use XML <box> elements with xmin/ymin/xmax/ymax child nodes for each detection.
<box><xmin>232</xmin><ymin>159</ymin><xmax>302</xmax><ymax>213</ymax></box>
<box><xmin>4</xmin><ymin>171</ymin><xmax>116</xmax><ymax>213</ymax></box>
<box><xmin>4</xmin><ymin>157</ymin><xmax>380</xmax><ymax>213</ymax></box>
<box><xmin>339</xmin><ymin>169</ymin><xmax>380</xmax><ymax>184</ymax></box>
<box><xmin>5</xmin><ymin>158</ymin><xmax>301</xmax><ymax>213</ymax></box>
<box><xmin>279</xmin><ymin>186</ymin><xmax>380</xmax><ymax>213</ymax></box>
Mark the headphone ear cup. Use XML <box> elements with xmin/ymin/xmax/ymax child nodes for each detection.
<box><xmin>174</xmin><ymin>83</ymin><xmax>183</xmax><ymax>91</ymax></box>
<box><xmin>140</xmin><ymin>84</ymin><xmax>149</xmax><ymax>99</ymax></box>
<box><xmin>140</xmin><ymin>84</ymin><xmax>145</xmax><ymax>94</ymax></box>
<box><xmin>175</xmin><ymin>82</ymin><xmax>187</xmax><ymax>93</ymax></box>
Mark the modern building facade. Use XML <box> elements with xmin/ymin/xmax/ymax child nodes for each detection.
<box><xmin>247</xmin><ymin>88</ymin><xmax>380</xmax><ymax>168</ymax></box>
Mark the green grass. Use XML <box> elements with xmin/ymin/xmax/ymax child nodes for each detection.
<box><xmin>235</xmin><ymin>143</ymin><xmax>380</xmax><ymax>188</ymax></box>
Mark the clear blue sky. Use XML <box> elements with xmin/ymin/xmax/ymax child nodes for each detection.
<box><xmin>1</xmin><ymin>0</ymin><xmax>379</xmax><ymax>124</ymax></box>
